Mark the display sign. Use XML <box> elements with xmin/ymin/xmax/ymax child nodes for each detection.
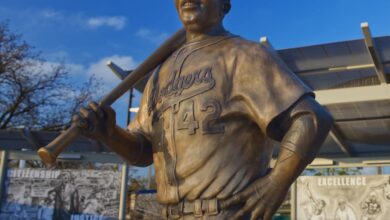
<box><xmin>0</xmin><ymin>168</ymin><xmax>120</xmax><ymax>220</ymax></box>
<box><xmin>297</xmin><ymin>175</ymin><xmax>390</xmax><ymax>220</ymax></box>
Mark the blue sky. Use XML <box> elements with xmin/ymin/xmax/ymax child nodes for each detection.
<box><xmin>1</xmin><ymin>1</ymin><xmax>389</xmax><ymax>175</ymax></box>
<box><xmin>1</xmin><ymin>0</ymin><xmax>389</xmax><ymax>127</ymax></box>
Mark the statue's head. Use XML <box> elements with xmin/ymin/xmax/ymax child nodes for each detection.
<box><xmin>174</xmin><ymin>0</ymin><xmax>231</xmax><ymax>32</ymax></box>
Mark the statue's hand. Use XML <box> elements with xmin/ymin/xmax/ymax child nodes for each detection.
<box><xmin>72</xmin><ymin>101</ymin><xmax>116</xmax><ymax>142</ymax></box>
<box><xmin>220</xmin><ymin>174</ymin><xmax>289</xmax><ymax>220</ymax></box>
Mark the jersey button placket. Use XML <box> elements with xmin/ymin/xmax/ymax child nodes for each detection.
<box><xmin>167</xmin><ymin>47</ymin><xmax>191</xmax><ymax>202</ymax></box>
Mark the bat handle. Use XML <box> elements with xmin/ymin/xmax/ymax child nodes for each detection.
<box><xmin>37</xmin><ymin>123</ymin><xmax>81</xmax><ymax>165</ymax></box>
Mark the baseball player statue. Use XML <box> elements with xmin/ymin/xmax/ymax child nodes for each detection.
<box><xmin>74</xmin><ymin>0</ymin><xmax>333</xmax><ymax>219</ymax></box>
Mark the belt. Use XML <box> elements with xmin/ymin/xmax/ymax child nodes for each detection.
<box><xmin>162</xmin><ymin>198</ymin><xmax>220</xmax><ymax>219</ymax></box>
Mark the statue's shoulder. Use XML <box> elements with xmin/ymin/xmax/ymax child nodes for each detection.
<box><xmin>224</xmin><ymin>35</ymin><xmax>269</xmax><ymax>56</ymax></box>
<box><xmin>228</xmin><ymin>35</ymin><xmax>258</xmax><ymax>45</ymax></box>
<box><xmin>223</xmin><ymin>35</ymin><xmax>270</xmax><ymax>62</ymax></box>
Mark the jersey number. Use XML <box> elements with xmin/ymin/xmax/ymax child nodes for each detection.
<box><xmin>177</xmin><ymin>99</ymin><xmax>224</xmax><ymax>135</ymax></box>
<box><xmin>177</xmin><ymin>101</ymin><xmax>199</xmax><ymax>135</ymax></box>
<box><xmin>200</xmin><ymin>99</ymin><xmax>225</xmax><ymax>134</ymax></box>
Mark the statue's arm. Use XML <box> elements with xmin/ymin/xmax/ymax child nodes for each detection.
<box><xmin>100</xmin><ymin>126</ymin><xmax>153</xmax><ymax>166</ymax></box>
<box><xmin>268</xmin><ymin>95</ymin><xmax>333</xmax><ymax>196</ymax></box>
<box><xmin>221</xmin><ymin>96</ymin><xmax>333</xmax><ymax>220</ymax></box>
<box><xmin>74</xmin><ymin>101</ymin><xmax>153</xmax><ymax>167</ymax></box>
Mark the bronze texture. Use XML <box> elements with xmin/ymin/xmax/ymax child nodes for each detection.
<box><xmin>39</xmin><ymin>0</ymin><xmax>333</xmax><ymax>219</ymax></box>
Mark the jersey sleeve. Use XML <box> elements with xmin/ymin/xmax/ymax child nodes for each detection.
<box><xmin>231</xmin><ymin>42</ymin><xmax>313</xmax><ymax>138</ymax></box>
<box><xmin>127</xmin><ymin>72</ymin><xmax>155</xmax><ymax>142</ymax></box>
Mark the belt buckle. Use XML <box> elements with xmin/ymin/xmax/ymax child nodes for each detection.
<box><xmin>207</xmin><ymin>198</ymin><xmax>219</xmax><ymax>216</ymax></box>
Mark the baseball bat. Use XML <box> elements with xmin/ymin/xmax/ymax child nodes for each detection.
<box><xmin>37</xmin><ymin>28</ymin><xmax>186</xmax><ymax>165</ymax></box>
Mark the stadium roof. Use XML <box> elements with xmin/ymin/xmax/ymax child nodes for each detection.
<box><xmin>273</xmin><ymin>23</ymin><xmax>390</xmax><ymax>160</ymax></box>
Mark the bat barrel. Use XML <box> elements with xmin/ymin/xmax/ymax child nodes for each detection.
<box><xmin>37</xmin><ymin>124</ymin><xmax>81</xmax><ymax>165</ymax></box>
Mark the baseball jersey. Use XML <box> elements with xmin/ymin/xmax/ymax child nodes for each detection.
<box><xmin>129</xmin><ymin>33</ymin><xmax>312</xmax><ymax>204</ymax></box>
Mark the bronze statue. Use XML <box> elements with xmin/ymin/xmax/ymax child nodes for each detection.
<box><xmin>72</xmin><ymin>0</ymin><xmax>333</xmax><ymax>219</ymax></box>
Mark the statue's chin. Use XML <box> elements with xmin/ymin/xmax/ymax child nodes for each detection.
<box><xmin>181</xmin><ymin>14</ymin><xmax>197</xmax><ymax>24</ymax></box>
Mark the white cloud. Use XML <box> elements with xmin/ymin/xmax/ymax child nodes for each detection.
<box><xmin>44</xmin><ymin>50</ymin><xmax>70</xmax><ymax>61</ymax></box>
<box><xmin>32</xmin><ymin>55</ymin><xmax>137</xmax><ymax>86</ymax></box>
<box><xmin>40</xmin><ymin>9</ymin><xmax>62</xmax><ymax>19</ymax></box>
<box><xmin>66</xmin><ymin>63</ymin><xmax>87</xmax><ymax>75</ymax></box>
<box><xmin>87</xmin><ymin>16</ymin><xmax>127</xmax><ymax>30</ymax></box>
<box><xmin>136</xmin><ymin>28</ymin><xmax>169</xmax><ymax>44</ymax></box>
<box><xmin>0</xmin><ymin>7</ymin><xmax>128</xmax><ymax>31</ymax></box>
<box><xmin>40</xmin><ymin>60</ymin><xmax>84</xmax><ymax>74</ymax></box>
<box><xmin>38</xmin><ymin>9</ymin><xmax>81</xmax><ymax>25</ymax></box>
<box><xmin>26</xmin><ymin>55</ymin><xmax>138</xmax><ymax>93</ymax></box>
<box><xmin>41</xmin><ymin>10</ymin><xmax>61</xmax><ymax>18</ymax></box>
<box><xmin>87</xmin><ymin>55</ymin><xmax>137</xmax><ymax>85</ymax></box>
<box><xmin>37</xmin><ymin>9</ymin><xmax>127</xmax><ymax>31</ymax></box>
<box><xmin>27</xmin><ymin>60</ymin><xmax>87</xmax><ymax>81</ymax></box>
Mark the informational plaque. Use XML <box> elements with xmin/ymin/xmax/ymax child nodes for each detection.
<box><xmin>297</xmin><ymin>175</ymin><xmax>390</xmax><ymax>220</ymax></box>
<box><xmin>0</xmin><ymin>168</ymin><xmax>120</xmax><ymax>220</ymax></box>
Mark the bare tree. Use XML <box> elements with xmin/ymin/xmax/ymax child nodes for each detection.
<box><xmin>0</xmin><ymin>22</ymin><xmax>102</xmax><ymax>131</ymax></box>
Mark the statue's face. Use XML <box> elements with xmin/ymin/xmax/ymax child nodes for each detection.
<box><xmin>174</xmin><ymin>0</ymin><xmax>225</xmax><ymax>31</ymax></box>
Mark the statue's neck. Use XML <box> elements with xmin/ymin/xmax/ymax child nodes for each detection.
<box><xmin>185</xmin><ymin>23</ymin><xmax>227</xmax><ymax>43</ymax></box>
